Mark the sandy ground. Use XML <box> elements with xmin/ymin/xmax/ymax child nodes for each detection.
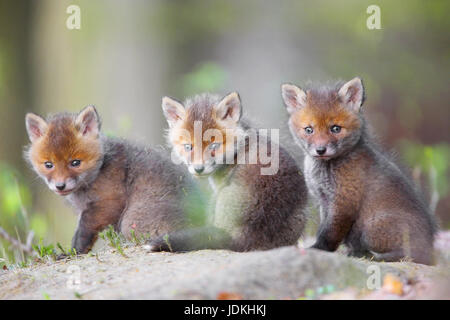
<box><xmin>1</xmin><ymin>235</ymin><xmax>449</xmax><ymax>300</ymax></box>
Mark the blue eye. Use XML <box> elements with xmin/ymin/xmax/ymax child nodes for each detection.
<box><xmin>330</xmin><ymin>125</ymin><xmax>341</xmax><ymax>134</ymax></box>
<box><xmin>209</xmin><ymin>143</ymin><xmax>220</xmax><ymax>150</ymax></box>
<box><xmin>44</xmin><ymin>161</ymin><xmax>53</xmax><ymax>169</ymax></box>
<box><xmin>304</xmin><ymin>127</ymin><xmax>314</xmax><ymax>134</ymax></box>
<box><xmin>184</xmin><ymin>144</ymin><xmax>193</xmax><ymax>152</ymax></box>
<box><xmin>70</xmin><ymin>159</ymin><xmax>81</xmax><ymax>167</ymax></box>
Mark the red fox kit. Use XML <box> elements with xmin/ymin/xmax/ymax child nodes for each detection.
<box><xmin>282</xmin><ymin>77</ymin><xmax>437</xmax><ymax>265</ymax></box>
<box><xmin>147</xmin><ymin>92</ymin><xmax>308</xmax><ymax>252</ymax></box>
<box><xmin>25</xmin><ymin>106</ymin><xmax>202</xmax><ymax>254</ymax></box>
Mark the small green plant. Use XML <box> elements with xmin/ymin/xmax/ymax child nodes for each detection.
<box><xmin>129</xmin><ymin>229</ymin><xmax>151</xmax><ymax>246</ymax></box>
<box><xmin>56</xmin><ymin>242</ymin><xmax>77</xmax><ymax>258</ymax></box>
<box><xmin>32</xmin><ymin>237</ymin><xmax>56</xmax><ymax>259</ymax></box>
<box><xmin>399</xmin><ymin>141</ymin><xmax>449</xmax><ymax>225</ymax></box>
<box><xmin>298</xmin><ymin>285</ymin><xmax>335</xmax><ymax>300</ymax></box>
<box><xmin>0</xmin><ymin>163</ymin><xmax>36</xmax><ymax>265</ymax></box>
<box><xmin>99</xmin><ymin>225</ymin><xmax>127</xmax><ymax>257</ymax></box>
<box><xmin>42</xmin><ymin>292</ymin><xmax>51</xmax><ymax>300</ymax></box>
<box><xmin>163</xmin><ymin>234</ymin><xmax>173</xmax><ymax>252</ymax></box>
<box><xmin>130</xmin><ymin>229</ymin><xmax>138</xmax><ymax>244</ymax></box>
<box><xmin>17</xmin><ymin>260</ymin><xmax>30</xmax><ymax>268</ymax></box>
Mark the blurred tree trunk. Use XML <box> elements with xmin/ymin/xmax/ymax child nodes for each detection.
<box><xmin>0</xmin><ymin>0</ymin><xmax>32</xmax><ymax>167</ymax></box>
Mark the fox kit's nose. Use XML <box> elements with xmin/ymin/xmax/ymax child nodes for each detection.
<box><xmin>316</xmin><ymin>147</ymin><xmax>327</xmax><ymax>156</ymax></box>
<box><xmin>55</xmin><ymin>182</ymin><xmax>66</xmax><ymax>191</ymax></box>
<box><xmin>194</xmin><ymin>166</ymin><xmax>204</xmax><ymax>174</ymax></box>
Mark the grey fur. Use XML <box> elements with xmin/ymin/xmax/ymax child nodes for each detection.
<box><xmin>150</xmin><ymin>93</ymin><xmax>308</xmax><ymax>252</ymax></box>
<box><xmin>285</xmin><ymin>80</ymin><xmax>437</xmax><ymax>265</ymax></box>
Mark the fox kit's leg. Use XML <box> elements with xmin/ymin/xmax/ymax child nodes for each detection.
<box><xmin>362</xmin><ymin>212</ymin><xmax>434</xmax><ymax>265</ymax></box>
<box><xmin>312</xmin><ymin>197</ymin><xmax>358</xmax><ymax>252</ymax></box>
<box><xmin>311</xmin><ymin>211</ymin><xmax>354</xmax><ymax>251</ymax></box>
<box><xmin>72</xmin><ymin>215</ymin><xmax>99</xmax><ymax>254</ymax></box>
<box><xmin>312</xmin><ymin>162</ymin><xmax>363</xmax><ymax>252</ymax></box>
<box><xmin>72</xmin><ymin>201</ymin><xmax>124</xmax><ymax>254</ymax></box>
<box><xmin>346</xmin><ymin>226</ymin><xmax>411</xmax><ymax>262</ymax></box>
<box><xmin>120</xmin><ymin>201</ymin><xmax>186</xmax><ymax>240</ymax></box>
<box><xmin>370</xmin><ymin>248</ymin><xmax>432</xmax><ymax>265</ymax></box>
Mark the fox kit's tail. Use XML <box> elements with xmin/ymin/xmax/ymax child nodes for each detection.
<box><xmin>147</xmin><ymin>226</ymin><xmax>232</xmax><ymax>252</ymax></box>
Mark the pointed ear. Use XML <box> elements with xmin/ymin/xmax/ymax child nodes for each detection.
<box><xmin>162</xmin><ymin>96</ymin><xmax>185</xmax><ymax>128</ymax></box>
<box><xmin>338</xmin><ymin>77</ymin><xmax>365</xmax><ymax>111</ymax></box>
<box><xmin>215</xmin><ymin>92</ymin><xmax>242</xmax><ymax>123</ymax></box>
<box><xmin>25</xmin><ymin>113</ymin><xmax>48</xmax><ymax>142</ymax></box>
<box><xmin>76</xmin><ymin>105</ymin><xmax>101</xmax><ymax>137</ymax></box>
<box><xmin>281</xmin><ymin>83</ymin><xmax>307</xmax><ymax>114</ymax></box>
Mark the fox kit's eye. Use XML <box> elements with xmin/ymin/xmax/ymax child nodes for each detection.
<box><xmin>70</xmin><ymin>159</ymin><xmax>81</xmax><ymax>167</ymax></box>
<box><xmin>44</xmin><ymin>161</ymin><xmax>53</xmax><ymax>169</ymax></box>
<box><xmin>184</xmin><ymin>144</ymin><xmax>193</xmax><ymax>152</ymax></box>
<box><xmin>330</xmin><ymin>125</ymin><xmax>341</xmax><ymax>134</ymax></box>
<box><xmin>304</xmin><ymin>127</ymin><xmax>314</xmax><ymax>135</ymax></box>
<box><xmin>209</xmin><ymin>143</ymin><xmax>221</xmax><ymax>150</ymax></box>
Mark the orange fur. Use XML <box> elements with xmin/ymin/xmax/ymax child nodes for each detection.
<box><xmin>172</xmin><ymin>106</ymin><xmax>235</xmax><ymax>165</ymax></box>
<box><xmin>30</xmin><ymin>119</ymin><xmax>101</xmax><ymax>183</ymax></box>
<box><xmin>291</xmin><ymin>102</ymin><xmax>361</xmax><ymax>147</ymax></box>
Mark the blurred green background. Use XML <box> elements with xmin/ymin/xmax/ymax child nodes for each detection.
<box><xmin>0</xmin><ymin>0</ymin><xmax>448</xmax><ymax>264</ymax></box>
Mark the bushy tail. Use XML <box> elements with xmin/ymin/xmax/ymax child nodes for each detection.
<box><xmin>147</xmin><ymin>226</ymin><xmax>232</xmax><ymax>252</ymax></box>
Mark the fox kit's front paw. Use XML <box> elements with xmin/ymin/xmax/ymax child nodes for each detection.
<box><xmin>310</xmin><ymin>240</ymin><xmax>334</xmax><ymax>252</ymax></box>
<box><xmin>310</xmin><ymin>242</ymin><xmax>324</xmax><ymax>250</ymax></box>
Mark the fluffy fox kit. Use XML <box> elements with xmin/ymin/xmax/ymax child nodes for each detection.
<box><xmin>148</xmin><ymin>92</ymin><xmax>308</xmax><ymax>252</ymax></box>
<box><xmin>25</xmin><ymin>106</ymin><xmax>201</xmax><ymax>254</ymax></box>
<box><xmin>282</xmin><ymin>78</ymin><xmax>436</xmax><ymax>264</ymax></box>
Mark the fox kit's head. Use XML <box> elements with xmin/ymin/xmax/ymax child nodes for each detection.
<box><xmin>25</xmin><ymin>106</ymin><xmax>103</xmax><ymax>196</ymax></box>
<box><xmin>282</xmin><ymin>77</ymin><xmax>365</xmax><ymax>160</ymax></box>
<box><xmin>162</xmin><ymin>92</ymin><xmax>245</xmax><ymax>177</ymax></box>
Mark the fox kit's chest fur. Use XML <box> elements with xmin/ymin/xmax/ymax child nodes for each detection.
<box><xmin>304</xmin><ymin>148</ymin><xmax>369</xmax><ymax>224</ymax></box>
<box><xmin>304</xmin><ymin>156</ymin><xmax>336</xmax><ymax>208</ymax></box>
<box><xmin>67</xmin><ymin>189</ymin><xmax>91</xmax><ymax>214</ymax></box>
<box><xmin>206</xmin><ymin>166</ymin><xmax>245</xmax><ymax>235</ymax></box>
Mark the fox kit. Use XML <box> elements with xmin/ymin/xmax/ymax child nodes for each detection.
<box><xmin>25</xmin><ymin>106</ymin><xmax>202</xmax><ymax>254</ymax></box>
<box><xmin>282</xmin><ymin>77</ymin><xmax>437</xmax><ymax>265</ymax></box>
<box><xmin>147</xmin><ymin>92</ymin><xmax>308</xmax><ymax>252</ymax></box>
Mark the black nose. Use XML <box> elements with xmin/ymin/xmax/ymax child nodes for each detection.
<box><xmin>56</xmin><ymin>183</ymin><xmax>66</xmax><ymax>191</ymax></box>
<box><xmin>194</xmin><ymin>167</ymin><xmax>204</xmax><ymax>174</ymax></box>
<box><xmin>316</xmin><ymin>147</ymin><xmax>327</xmax><ymax>156</ymax></box>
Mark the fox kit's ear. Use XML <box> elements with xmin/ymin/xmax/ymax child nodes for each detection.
<box><xmin>338</xmin><ymin>77</ymin><xmax>365</xmax><ymax>111</ymax></box>
<box><xmin>281</xmin><ymin>84</ymin><xmax>307</xmax><ymax>114</ymax></box>
<box><xmin>162</xmin><ymin>96</ymin><xmax>185</xmax><ymax>128</ymax></box>
<box><xmin>25</xmin><ymin>113</ymin><xmax>48</xmax><ymax>142</ymax></box>
<box><xmin>76</xmin><ymin>105</ymin><xmax>101</xmax><ymax>138</ymax></box>
<box><xmin>215</xmin><ymin>92</ymin><xmax>242</xmax><ymax>123</ymax></box>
